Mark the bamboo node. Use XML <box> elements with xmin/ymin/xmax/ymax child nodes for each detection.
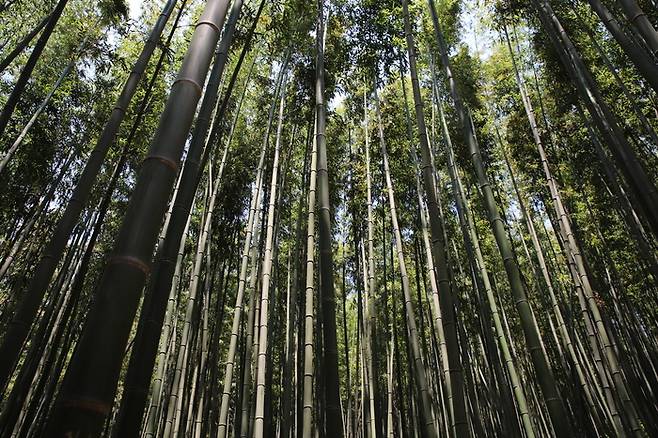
<box><xmin>108</xmin><ymin>255</ymin><xmax>150</xmax><ymax>274</ymax></box>
<box><xmin>60</xmin><ymin>397</ymin><xmax>112</xmax><ymax>415</ymax></box>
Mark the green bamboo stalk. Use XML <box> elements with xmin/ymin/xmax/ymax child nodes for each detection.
<box><xmin>314</xmin><ymin>3</ymin><xmax>344</xmax><ymax>435</ymax></box>
<box><xmin>253</xmin><ymin>72</ymin><xmax>288</xmax><ymax>438</ymax></box>
<box><xmin>302</xmin><ymin>112</ymin><xmax>318</xmax><ymax>438</ymax></box>
<box><xmin>402</xmin><ymin>1</ymin><xmax>469</xmax><ymax>435</ymax></box>
<box><xmin>427</xmin><ymin>1</ymin><xmax>572</xmax><ymax>434</ymax></box>
<box><xmin>374</xmin><ymin>84</ymin><xmax>438</xmax><ymax>438</ymax></box>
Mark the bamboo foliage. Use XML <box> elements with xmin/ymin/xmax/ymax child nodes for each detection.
<box><xmin>0</xmin><ymin>0</ymin><xmax>657</xmax><ymax>436</ymax></box>
<box><xmin>428</xmin><ymin>1</ymin><xmax>574</xmax><ymax>435</ymax></box>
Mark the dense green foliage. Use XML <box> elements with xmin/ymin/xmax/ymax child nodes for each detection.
<box><xmin>0</xmin><ymin>0</ymin><xmax>657</xmax><ymax>436</ymax></box>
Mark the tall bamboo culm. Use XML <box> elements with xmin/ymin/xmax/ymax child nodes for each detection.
<box><xmin>44</xmin><ymin>0</ymin><xmax>231</xmax><ymax>434</ymax></box>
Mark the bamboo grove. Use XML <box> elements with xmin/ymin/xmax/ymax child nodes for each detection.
<box><xmin>0</xmin><ymin>0</ymin><xmax>658</xmax><ymax>436</ymax></box>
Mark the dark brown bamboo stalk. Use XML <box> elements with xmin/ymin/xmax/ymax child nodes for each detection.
<box><xmin>43</xmin><ymin>0</ymin><xmax>231</xmax><ymax>434</ymax></box>
<box><xmin>0</xmin><ymin>0</ymin><xmax>180</xmax><ymax>393</ymax></box>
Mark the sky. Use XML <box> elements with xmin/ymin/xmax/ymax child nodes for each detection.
<box><xmin>128</xmin><ymin>0</ymin><xmax>143</xmax><ymax>21</ymax></box>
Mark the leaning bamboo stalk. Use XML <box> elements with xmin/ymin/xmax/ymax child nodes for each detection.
<box><xmin>428</xmin><ymin>1</ymin><xmax>572</xmax><ymax>434</ymax></box>
<box><xmin>0</xmin><ymin>149</ymin><xmax>75</xmax><ymax>281</ymax></box>
<box><xmin>314</xmin><ymin>3</ymin><xmax>344</xmax><ymax>434</ymax></box>
<box><xmin>0</xmin><ymin>12</ymin><xmax>50</xmax><ymax>72</ymax></box>
<box><xmin>585</xmin><ymin>0</ymin><xmax>658</xmax><ymax>93</ymax></box>
<box><xmin>116</xmin><ymin>5</ymin><xmax>261</xmax><ymax>432</ymax></box>
<box><xmin>44</xmin><ymin>0</ymin><xmax>231</xmax><ymax>433</ymax></box>
<box><xmin>362</xmin><ymin>90</ymin><xmax>378</xmax><ymax>438</ymax></box>
<box><xmin>252</xmin><ymin>72</ymin><xmax>288</xmax><ymax>438</ymax></box>
<box><xmin>374</xmin><ymin>85</ymin><xmax>437</xmax><ymax>438</ymax></box>
<box><xmin>0</xmin><ymin>22</ymin><xmax>99</xmax><ymax>174</ymax></box>
<box><xmin>617</xmin><ymin>0</ymin><xmax>658</xmax><ymax>57</ymax></box>
<box><xmin>302</xmin><ymin>111</ymin><xmax>319</xmax><ymax>438</ymax></box>
<box><xmin>144</xmin><ymin>215</ymin><xmax>191</xmax><ymax>438</ymax></box>
<box><xmin>217</xmin><ymin>52</ymin><xmax>287</xmax><ymax>438</ymax></box>
<box><xmin>534</xmin><ymin>0</ymin><xmax>658</xmax><ymax>240</ymax></box>
<box><xmin>0</xmin><ymin>0</ymin><xmax>181</xmax><ymax>394</ymax></box>
<box><xmin>435</xmin><ymin>90</ymin><xmax>535</xmax><ymax>437</ymax></box>
<box><xmin>0</xmin><ymin>0</ymin><xmax>69</xmax><ymax>138</ymax></box>
<box><xmin>504</xmin><ymin>24</ymin><xmax>642</xmax><ymax>434</ymax></box>
<box><xmin>0</xmin><ymin>209</ymin><xmax>95</xmax><ymax>437</ymax></box>
<box><xmin>0</xmin><ymin>59</ymin><xmax>74</xmax><ymax>174</ymax></box>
